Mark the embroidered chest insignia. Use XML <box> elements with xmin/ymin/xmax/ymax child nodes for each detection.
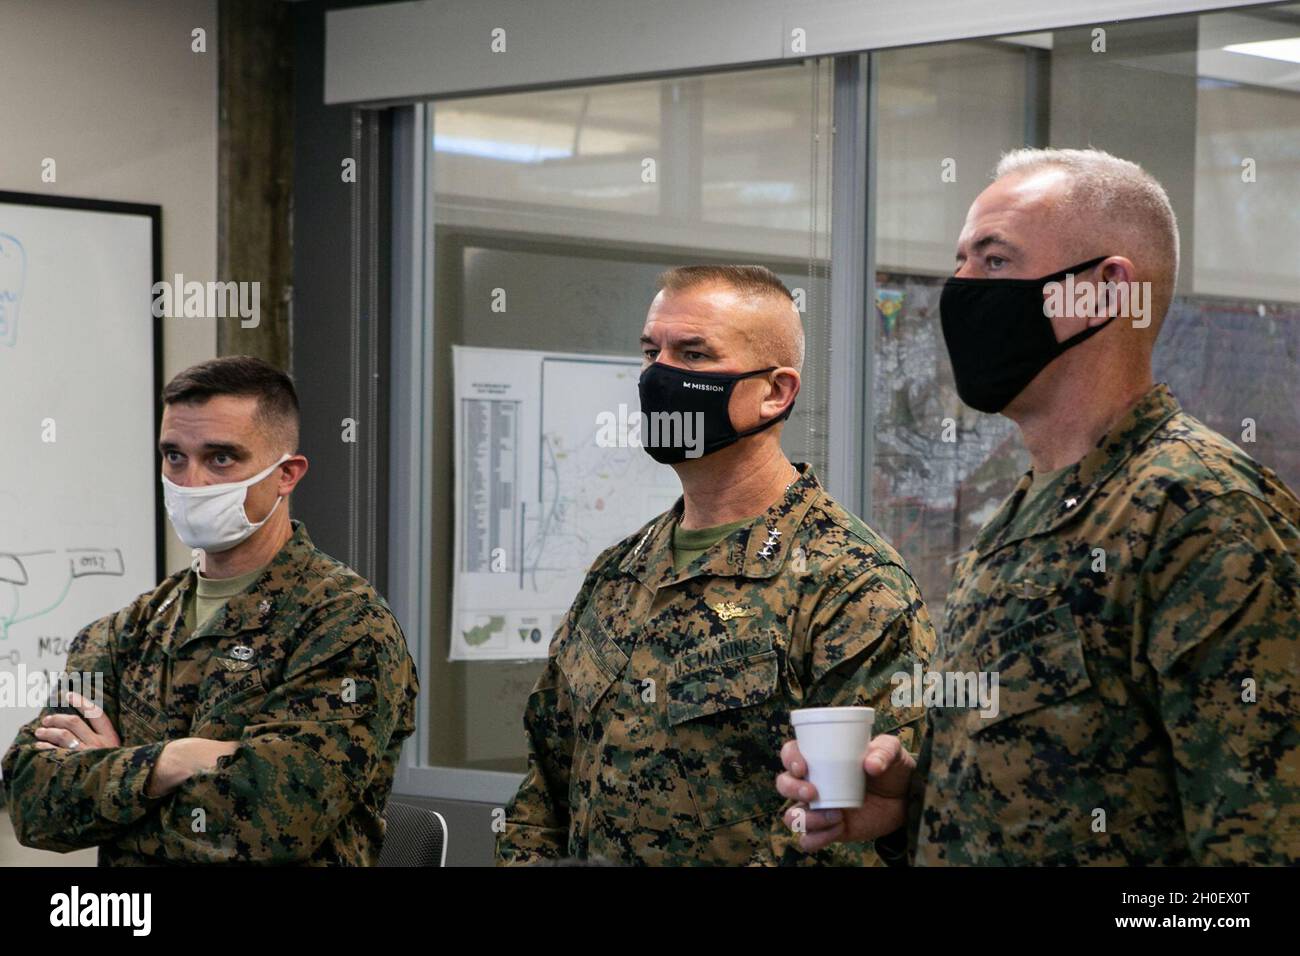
<box><xmin>1009</xmin><ymin>579</ymin><xmax>1059</xmax><ymax>600</ymax></box>
<box><xmin>710</xmin><ymin>602</ymin><xmax>757</xmax><ymax>623</ymax></box>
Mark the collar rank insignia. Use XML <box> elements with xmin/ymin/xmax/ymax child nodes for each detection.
<box><xmin>711</xmin><ymin>602</ymin><xmax>757</xmax><ymax>623</ymax></box>
<box><xmin>757</xmin><ymin>526</ymin><xmax>782</xmax><ymax>559</ymax></box>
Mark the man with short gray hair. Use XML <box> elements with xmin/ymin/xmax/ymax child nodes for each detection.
<box><xmin>778</xmin><ymin>147</ymin><xmax>1300</xmax><ymax>865</ymax></box>
<box><xmin>499</xmin><ymin>265</ymin><xmax>935</xmax><ymax>866</ymax></box>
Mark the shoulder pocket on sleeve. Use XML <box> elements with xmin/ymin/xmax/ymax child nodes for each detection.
<box><xmin>1145</xmin><ymin>529</ymin><xmax>1267</xmax><ymax>675</ymax></box>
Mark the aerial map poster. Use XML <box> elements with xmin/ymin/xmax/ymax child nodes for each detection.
<box><xmin>451</xmin><ymin>345</ymin><xmax>681</xmax><ymax>661</ymax></box>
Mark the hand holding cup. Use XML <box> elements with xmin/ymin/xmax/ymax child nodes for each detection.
<box><xmin>777</xmin><ymin>707</ymin><xmax>916</xmax><ymax>852</ymax></box>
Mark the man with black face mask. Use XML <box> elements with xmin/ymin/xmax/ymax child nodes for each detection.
<box><xmin>498</xmin><ymin>265</ymin><xmax>935</xmax><ymax>866</ymax></box>
<box><xmin>778</xmin><ymin>147</ymin><xmax>1300</xmax><ymax>865</ymax></box>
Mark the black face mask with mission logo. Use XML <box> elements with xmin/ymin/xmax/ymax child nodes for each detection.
<box><xmin>637</xmin><ymin>362</ymin><xmax>794</xmax><ymax>464</ymax></box>
<box><xmin>939</xmin><ymin>255</ymin><xmax>1113</xmax><ymax>413</ymax></box>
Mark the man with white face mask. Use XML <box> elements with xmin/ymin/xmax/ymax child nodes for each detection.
<box><xmin>2</xmin><ymin>356</ymin><xmax>420</xmax><ymax>865</ymax></box>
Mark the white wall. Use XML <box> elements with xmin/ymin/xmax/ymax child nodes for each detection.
<box><xmin>0</xmin><ymin>0</ymin><xmax>219</xmax><ymax>574</ymax></box>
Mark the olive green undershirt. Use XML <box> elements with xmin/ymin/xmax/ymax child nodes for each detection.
<box><xmin>671</xmin><ymin>516</ymin><xmax>754</xmax><ymax>573</ymax></box>
<box><xmin>183</xmin><ymin>564</ymin><xmax>267</xmax><ymax>633</ymax></box>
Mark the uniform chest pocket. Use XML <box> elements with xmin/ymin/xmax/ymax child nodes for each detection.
<box><xmin>968</xmin><ymin>604</ymin><xmax>1094</xmax><ymax>736</ymax></box>
<box><xmin>190</xmin><ymin>667</ymin><xmax>268</xmax><ymax>738</ymax></box>
<box><xmin>117</xmin><ymin>688</ymin><xmax>166</xmax><ymax>744</ymax></box>
<box><xmin>557</xmin><ymin>606</ymin><xmax>629</xmax><ymax>714</ymax></box>
<box><xmin>667</xmin><ymin>650</ymin><xmax>783</xmax><ymax>830</ymax></box>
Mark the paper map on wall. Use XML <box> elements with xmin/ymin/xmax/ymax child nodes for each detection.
<box><xmin>451</xmin><ymin>346</ymin><xmax>681</xmax><ymax>661</ymax></box>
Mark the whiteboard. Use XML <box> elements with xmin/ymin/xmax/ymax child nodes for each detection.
<box><xmin>0</xmin><ymin>192</ymin><xmax>160</xmax><ymax>765</ymax></box>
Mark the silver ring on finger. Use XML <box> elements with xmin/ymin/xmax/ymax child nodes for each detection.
<box><xmin>67</xmin><ymin>738</ymin><xmax>81</xmax><ymax>750</ymax></box>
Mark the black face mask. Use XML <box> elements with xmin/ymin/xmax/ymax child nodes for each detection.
<box><xmin>940</xmin><ymin>255</ymin><xmax>1113</xmax><ymax>413</ymax></box>
<box><xmin>637</xmin><ymin>362</ymin><xmax>793</xmax><ymax>464</ymax></box>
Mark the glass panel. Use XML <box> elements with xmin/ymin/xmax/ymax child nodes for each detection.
<box><xmin>869</xmin><ymin>3</ymin><xmax>1300</xmax><ymax>631</ymax></box>
<box><xmin>426</xmin><ymin>61</ymin><xmax>834</xmax><ymax>771</ymax></box>
<box><xmin>870</xmin><ymin>41</ymin><xmax>1032</xmax><ymax>630</ymax></box>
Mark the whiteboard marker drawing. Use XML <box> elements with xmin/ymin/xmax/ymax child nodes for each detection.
<box><xmin>0</xmin><ymin>232</ymin><xmax>26</xmax><ymax>347</ymax></box>
<box><xmin>0</xmin><ymin>548</ymin><xmax>125</xmax><ymax>641</ymax></box>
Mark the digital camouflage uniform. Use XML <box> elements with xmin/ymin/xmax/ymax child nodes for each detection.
<box><xmin>498</xmin><ymin>462</ymin><xmax>935</xmax><ymax>866</ymax></box>
<box><xmin>909</xmin><ymin>383</ymin><xmax>1300</xmax><ymax>865</ymax></box>
<box><xmin>2</xmin><ymin>521</ymin><xmax>420</xmax><ymax>866</ymax></box>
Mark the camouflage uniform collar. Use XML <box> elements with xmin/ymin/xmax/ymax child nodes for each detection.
<box><xmin>976</xmin><ymin>383</ymin><xmax>1181</xmax><ymax>555</ymax></box>
<box><xmin>619</xmin><ymin>461</ymin><xmax>823</xmax><ymax>588</ymax></box>
<box><xmin>154</xmin><ymin>520</ymin><xmax>317</xmax><ymax>651</ymax></box>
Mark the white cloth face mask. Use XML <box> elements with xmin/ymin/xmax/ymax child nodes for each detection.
<box><xmin>161</xmin><ymin>453</ymin><xmax>292</xmax><ymax>554</ymax></box>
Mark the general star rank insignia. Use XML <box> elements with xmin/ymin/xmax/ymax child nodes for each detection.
<box><xmin>757</xmin><ymin>527</ymin><xmax>782</xmax><ymax>559</ymax></box>
<box><xmin>710</xmin><ymin>602</ymin><xmax>757</xmax><ymax>623</ymax></box>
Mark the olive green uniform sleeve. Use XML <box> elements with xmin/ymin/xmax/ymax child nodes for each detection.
<box><xmin>803</xmin><ymin>564</ymin><xmax>935</xmax><ymax>747</ymax></box>
<box><xmin>1142</xmin><ymin>490</ymin><xmax>1300</xmax><ymax>864</ymax></box>
<box><xmin>496</xmin><ymin>559</ymin><xmax>611</xmax><ymax>866</ymax></box>
<box><xmin>2</xmin><ymin>607</ymin><xmax>169</xmax><ymax>853</ymax></box>
<box><xmin>107</xmin><ymin>599</ymin><xmax>416</xmax><ymax>864</ymax></box>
